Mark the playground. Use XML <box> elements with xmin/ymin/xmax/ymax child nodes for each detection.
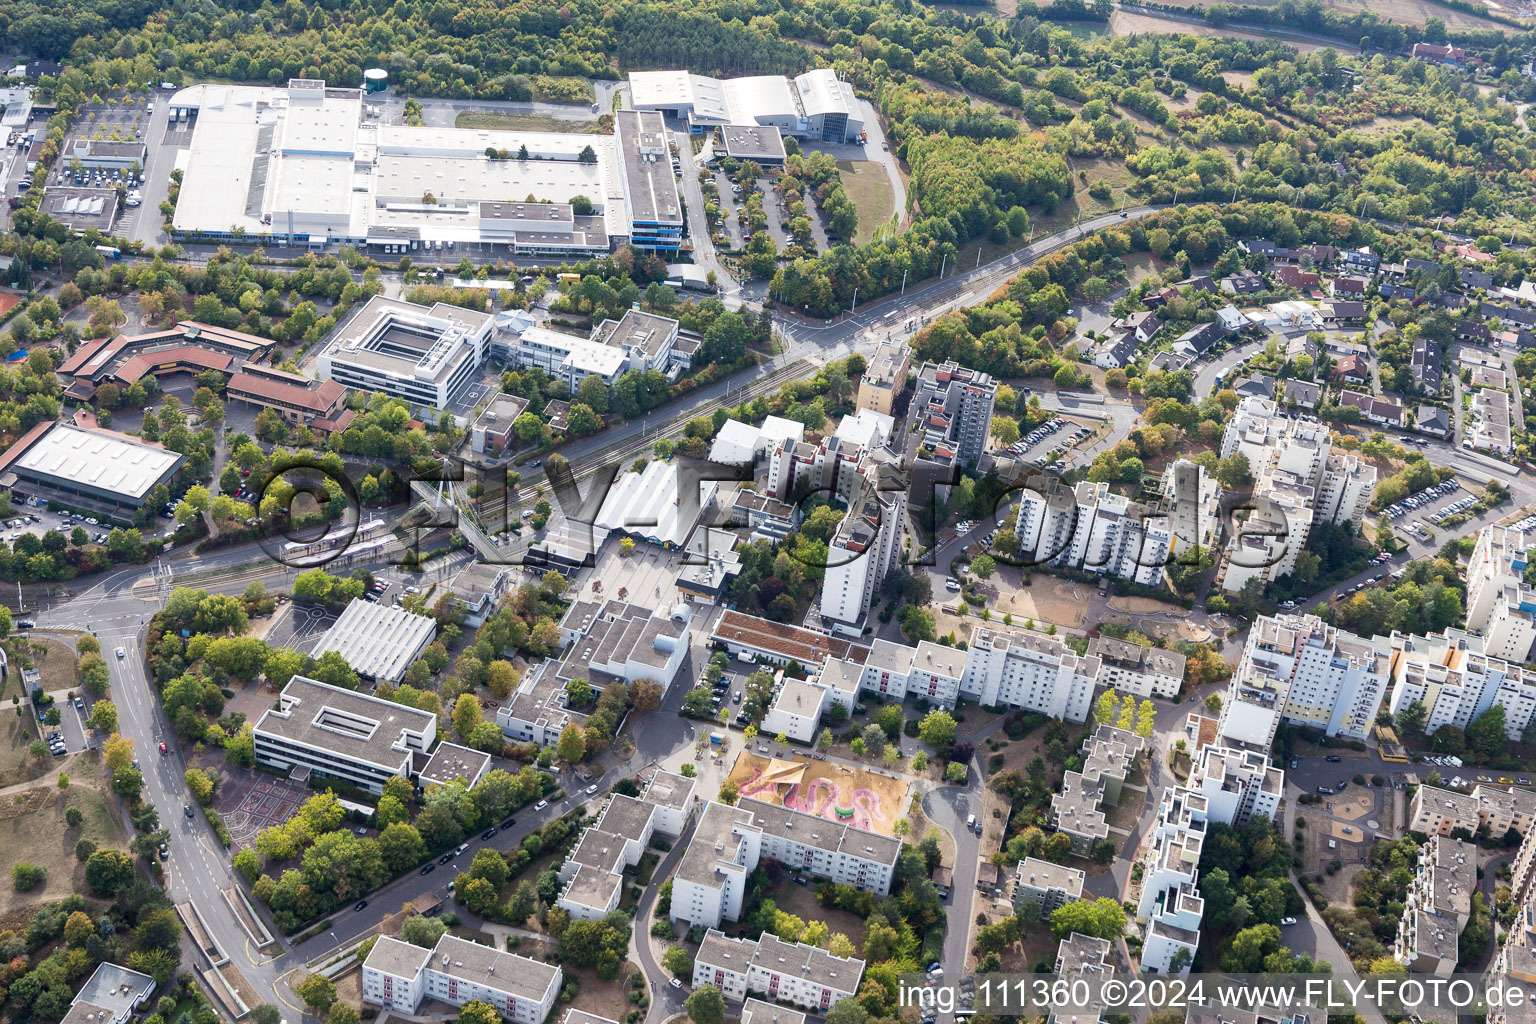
<box><xmin>726</xmin><ymin>752</ymin><xmax>909</xmax><ymax>837</ymax></box>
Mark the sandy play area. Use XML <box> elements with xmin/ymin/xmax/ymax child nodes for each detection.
<box><xmin>958</xmin><ymin>569</ymin><xmax>1089</xmax><ymax>628</ymax></box>
<box><xmin>727</xmin><ymin>752</ymin><xmax>909</xmax><ymax>836</ymax></box>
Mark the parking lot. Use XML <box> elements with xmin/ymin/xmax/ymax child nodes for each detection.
<box><xmin>2</xmin><ymin>504</ymin><xmax>126</xmax><ymax>546</ymax></box>
<box><xmin>1379</xmin><ymin>476</ymin><xmax>1463</xmax><ymax>524</ymax></box>
<box><xmin>999</xmin><ymin>415</ymin><xmax>1092</xmax><ymax>468</ymax></box>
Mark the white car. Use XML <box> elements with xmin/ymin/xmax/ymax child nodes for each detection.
<box><xmin>534</xmin><ymin>799</ymin><xmax>548</xmax><ymax>810</ymax></box>
<box><xmin>1281</xmin><ymin>917</ymin><xmax>1298</xmax><ymax>926</ymax></box>
<box><xmin>115</xmin><ymin>647</ymin><xmax>125</xmax><ymax>659</ymax></box>
<box><xmin>585</xmin><ymin>784</ymin><xmax>599</xmax><ymax>795</ymax></box>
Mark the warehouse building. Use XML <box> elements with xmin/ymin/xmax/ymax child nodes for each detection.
<box><xmin>629</xmin><ymin>68</ymin><xmax>864</xmax><ymax>144</ymax></box>
<box><xmin>168</xmin><ymin>78</ymin><xmax>682</xmax><ymax>255</ymax></box>
<box><xmin>309</xmin><ymin>598</ymin><xmax>438</xmax><ymax>685</ymax></box>
<box><xmin>0</xmin><ymin>421</ymin><xmax>183</xmax><ymax>514</ymax></box>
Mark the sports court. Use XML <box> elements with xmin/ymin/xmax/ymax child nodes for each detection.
<box><xmin>726</xmin><ymin>751</ymin><xmax>909</xmax><ymax>836</ymax></box>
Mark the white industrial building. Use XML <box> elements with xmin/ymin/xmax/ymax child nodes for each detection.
<box><xmin>693</xmin><ymin>930</ymin><xmax>864</xmax><ymax>1012</ymax></box>
<box><xmin>309</xmin><ymin>597</ymin><xmax>438</xmax><ymax>685</ymax></box>
<box><xmin>1220</xmin><ymin>614</ymin><xmax>1389</xmax><ymax>748</ymax></box>
<box><xmin>362</xmin><ymin>933</ymin><xmax>561</xmax><ymax>1021</ymax></box>
<box><xmin>1465</xmin><ymin>525</ymin><xmax>1536</xmax><ymax>664</ymax></box>
<box><xmin>170</xmin><ymin>79</ymin><xmax>680</xmax><ymax>253</ymax></box>
<box><xmin>0</xmin><ymin>421</ymin><xmax>184</xmax><ymax>514</ymax></box>
<box><xmin>629</xmin><ymin>68</ymin><xmax>864</xmax><ymax>144</ymax></box>
<box><xmin>709</xmin><ymin>416</ymin><xmax>806</xmax><ymax>466</ymax></box>
<box><xmin>252</xmin><ymin>675</ymin><xmax>437</xmax><ymax>794</ymax></box>
<box><xmin>319</xmin><ymin>295</ymin><xmax>496</xmax><ymax>413</ymax></box>
<box><xmin>670</xmin><ymin>798</ymin><xmax>900</xmax><ymax>930</ymax></box>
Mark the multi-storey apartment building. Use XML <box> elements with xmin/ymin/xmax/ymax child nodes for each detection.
<box><xmin>693</xmin><ymin>930</ymin><xmax>864</xmax><ymax>1012</ymax></box>
<box><xmin>1186</xmin><ymin>745</ymin><xmax>1284</xmax><ymax>825</ymax></box>
<box><xmin>1393</xmin><ymin>836</ymin><xmax>1474</xmax><ymax>975</ymax></box>
<box><xmin>1013</xmin><ymin>858</ymin><xmax>1085</xmax><ymax>914</ymax></box>
<box><xmin>962</xmin><ymin>626</ymin><xmax>1100</xmax><ymax>722</ymax></box>
<box><xmin>1011</xmin><ymin>479</ymin><xmax>1173</xmax><ymax>587</ymax></box>
<box><xmin>913</xmin><ymin>360</ymin><xmax>996</xmax><ymax>466</ymax></box>
<box><xmin>555</xmin><ymin>771</ymin><xmax>697</xmax><ymax>921</ymax></box>
<box><xmin>1161</xmin><ymin>458</ymin><xmax>1223</xmax><ymax>558</ymax></box>
<box><xmin>1465</xmin><ymin>525</ymin><xmax>1536</xmax><ymax>663</ymax></box>
<box><xmin>1089</xmin><ymin>636</ymin><xmax>1187</xmax><ymax>699</ymax></box>
<box><xmin>1385</xmin><ymin>627</ymin><xmax>1536</xmax><ymax>740</ymax></box>
<box><xmin>1049</xmin><ymin>932</ymin><xmax>1114</xmax><ymax>1024</ymax></box>
<box><xmin>1136</xmin><ymin>785</ymin><xmax>1207</xmax><ymax>975</ymax></box>
<box><xmin>362</xmin><ymin>934</ymin><xmax>561</xmax><ymax>1021</ymax></box>
<box><xmin>1051</xmin><ymin>727</ymin><xmax>1145</xmax><ymax>855</ymax></box>
<box><xmin>1409</xmin><ymin>784</ymin><xmax>1536</xmax><ymax>840</ymax></box>
<box><xmin>670</xmin><ymin>799</ymin><xmax>901</xmax><ymax>929</ymax></box>
<box><xmin>1217</xmin><ymin>398</ymin><xmax>1376</xmax><ymax>593</ymax></box>
<box><xmin>820</xmin><ymin>454</ymin><xmax>907</xmax><ymax>636</ymax></box>
<box><xmin>857</xmin><ymin>337</ymin><xmax>911</xmax><ymax>415</ymax></box>
<box><xmin>1220</xmin><ymin>614</ymin><xmax>1389</xmax><ymax>748</ymax></box>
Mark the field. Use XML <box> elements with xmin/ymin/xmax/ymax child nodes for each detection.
<box><xmin>836</xmin><ymin>159</ymin><xmax>899</xmax><ymax>245</ymax></box>
<box><xmin>1105</xmin><ymin>8</ymin><xmax>1340</xmax><ymax>52</ymax></box>
<box><xmin>1166</xmin><ymin>0</ymin><xmax>1507</xmax><ymax>29</ymax></box>
<box><xmin>26</xmin><ymin>636</ymin><xmax>81</xmax><ymax>693</ymax></box>
<box><xmin>767</xmin><ymin>877</ymin><xmax>870</xmax><ymax>954</ymax></box>
<box><xmin>938</xmin><ymin>570</ymin><xmax>1089</xmax><ymax>634</ymax></box>
<box><xmin>0</xmin><ymin>715</ymin><xmax>49</xmax><ymax>787</ymax></box>
<box><xmin>0</xmin><ymin>761</ymin><xmax>124</xmax><ymax>915</ymax></box>
<box><xmin>726</xmin><ymin>752</ymin><xmax>909</xmax><ymax>836</ymax></box>
<box><xmin>454</xmin><ymin>111</ymin><xmax>601</xmax><ymax>134</ymax></box>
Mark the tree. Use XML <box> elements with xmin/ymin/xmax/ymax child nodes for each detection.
<box><xmin>85</xmin><ymin>848</ymin><xmax>135</xmax><ymax>896</ymax></box>
<box><xmin>631</xmin><ymin>678</ymin><xmax>663</xmax><ymax>712</ymax></box>
<box><xmin>1467</xmin><ymin>705</ymin><xmax>1508</xmax><ymax>763</ymax></box>
<box><xmin>296</xmin><ymin>974</ymin><xmax>337</xmax><ymax>1013</ymax></box>
<box><xmin>663</xmin><ymin>946</ymin><xmax>694</xmax><ymax>976</ymax></box>
<box><xmin>918</xmin><ymin>709</ymin><xmax>957</xmax><ymax>751</ymax></box>
<box><xmin>1221</xmin><ymin>923</ymin><xmax>1282</xmax><ymax>972</ymax></box>
<box><xmin>972</xmin><ymin>555</ymin><xmax>996</xmax><ymax>579</ymax></box>
<box><xmin>685</xmin><ymin>984</ymin><xmax>726</xmax><ymax>1024</ymax></box>
<box><xmin>507</xmin><ymin>880</ymin><xmax>537</xmax><ymax>926</ymax></box>
<box><xmin>400</xmin><ymin>914</ymin><xmax>448</xmax><ymax>948</ymax></box>
<box><xmin>11</xmin><ymin>862</ymin><xmax>45</xmax><ymax>890</ymax></box>
<box><xmin>87</xmin><ymin>699</ymin><xmax>118</xmax><ymax>733</ymax></box>
<box><xmin>557</xmin><ymin>722</ymin><xmax>586</xmax><ymax>763</ymax></box>
<box><xmin>1049</xmin><ymin>896</ymin><xmax>1126</xmax><ymax>940</ymax></box>
<box><xmin>458</xmin><ymin>1002</ymin><xmax>500</xmax><ymax>1024</ymax></box>
<box><xmin>719</xmin><ymin>778</ymin><xmax>739</xmax><ymax>804</ymax></box>
<box><xmin>1395</xmin><ymin>699</ymin><xmax>1427</xmax><ymax>740</ymax></box>
<box><xmin>1043</xmin><ymin>831</ymin><xmax>1073</xmax><ymax>863</ymax></box>
<box><xmin>184</xmin><ymin>767</ymin><xmax>214</xmax><ymax>805</ymax></box>
<box><xmin>251</xmin><ymin>1008</ymin><xmax>283</xmax><ymax>1024</ymax></box>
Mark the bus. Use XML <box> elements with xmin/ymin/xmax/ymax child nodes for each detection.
<box><xmin>94</xmin><ymin>245</ymin><xmax>121</xmax><ymax>259</ymax></box>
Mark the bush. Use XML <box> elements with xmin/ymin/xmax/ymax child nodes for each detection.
<box><xmin>12</xmin><ymin>862</ymin><xmax>45</xmax><ymax>890</ymax></box>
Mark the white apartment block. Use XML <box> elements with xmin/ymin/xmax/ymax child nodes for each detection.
<box><xmin>1161</xmin><ymin>458</ymin><xmax>1223</xmax><ymax>558</ymax></box>
<box><xmin>253</xmin><ymin>675</ymin><xmax>436</xmax><ymax>795</ymax></box>
<box><xmin>556</xmin><ymin>771</ymin><xmax>697</xmax><ymax>921</ymax></box>
<box><xmin>760</xmin><ymin>677</ymin><xmax>831</xmax><ymax>744</ymax></box>
<box><xmin>1013</xmin><ymin>857</ymin><xmax>1085</xmax><ymax>914</ymax></box>
<box><xmin>1393</xmin><ymin>836</ymin><xmax>1474</xmax><ymax>976</ymax></box>
<box><xmin>1218</xmin><ymin>398</ymin><xmax>1376</xmax><ymax>593</ymax></box>
<box><xmin>694</xmin><ymin>930</ymin><xmax>864</xmax><ymax>1013</ymax></box>
<box><xmin>1050</xmin><ymin>726</ymin><xmax>1145</xmax><ymax>855</ymax></box>
<box><xmin>362</xmin><ymin>934</ymin><xmax>561</xmax><ymax>1022</ymax></box>
<box><xmin>765</xmin><ymin>433</ymin><xmax>865</xmax><ymax>503</ymax></box>
<box><xmin>1011</xmin><ymin>478</ymin><xmax>1172</xmax><ymax>588</ymax></box>
<box><xmin>319</xmin><ymin>295</ymin><xmax>496</xmax><ymax>413</ymax></box>
<box><xmin>1050</xmin><ymin>933</ymin><xmax>1114</xmax><ymax>1024</ymax></box>
<box><xmin>1465</xmin><ymin>526</ymin><xmax>1536</xmax><ymax>664</ymax></box>
<box><xmin>838</xmin><ymin>637</ymin><xmax>965</xmax><ymax>710</ymax></box>
<box><xmin>1221</xmin><ymin>614</ymin><xmax>1389</xmax><ymax>748</ymax></box>
<box><xmin>498</xmin><ymin>308</ymin><xmax>686</xmax><ymax>394</ymax></box>
<box><xmin>1409</xmin><ymin>784</ymin><xmax>1536</xmax><ymax>840</ymax></box>
<box><xmin>820</xmin><ymin>454</ymin><xmax>908</xmax><ymax>636</ymax></box>
<box><xmin>1186</xmin><ymin>744</ymin><xmax>1283</xmax><ymax>826</ymax></box>
<box><xmin>671</xmin><ymin>798</ymin><xmax>901</xmax><ymax>930</ymax></box>
<box><xmin>1136</xmin><ymin>785</ymin><xmax>1207</xmax><ymax>975</ymax></box>
<box><xmin>1088</xmin><ymin>636</ymin><xmax>1187</xmax><ymax>699</ymax></box>
<box><xmin>1386</xmin><ymin>627</ymin><xmax>1536</xmax><ymax>741</ymax></box>
<box><xmin>961</xmin><ymin>626</ymin><xmax>1099</xmax><ymax>721</ymax></box>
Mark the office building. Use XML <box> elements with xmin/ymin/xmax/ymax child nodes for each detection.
<box><xmin>500</xmin><ymin>307</ymin><xmax>686</xmax><ymax>395</ymax></box>
<box><xmin>416</xmin><ymin>742</ymin><xmax>491</xmax><ymax>790</ymax></box>
<box><xmin>628</xmin><ymin>68</ymin><xmax>864</xmax><ymax>143</ymax></box>
<box><xmin>709</xmin><ymin>416</ymin><xmax>806</xmax><ymax>467</ymax></box>
<box><xmin>1220</xmin><ymin>614</ymin><xmax>1389</xmax><ymax>748</ymax></box>
<box><xmin>671</xmin><ymin>798</ymin><xmax>900</xmax><ymax>930</ymax></box>
<box><xmin>1393</xmin><ymin>836</ymin><xmax>1474</xmax><ymax>975</ymax></box>
<box><xmin>1013</xmin><ymin>858</ymin><xmax>1085</xmax><ymax>914</ymax></box>
<box><xmin>615</xmin><ymin>109</ymin><xmax>685</xmax><ymax>251</ymax></box>
<box><xmin>310</xmin><ymin>598</ymin><xmax>438</xmax><ymax>684</ymax></box>
<box><xmin>1088</xmin><ymin>636</ymin><xmax>1186</xmax><ymax>699</ymax></box>
<box><xmin>319</xmin><ymin>295</ymin><xmax>496</xmax><ymax>413</ymax></box>
<box><xmin>693</xmin><ymin>930</ymin><xmax>864</xmax><ymax>1011</ymax></box>
<box><xmin>227</xmin><ymin>366</ymin><xmax>350</xmax><ymax>432</ymax></box>
<box><xmin>555</xmin><ymin>771</ymin><xmax>697</xmax><ymax>921</ymax></box>
<box><xmin>0</xmin><ymin>421</ymin><xmax>184</xmax><ymax>515</ymax></box>
<box><xmin>253</xmin><ymin>675</ymin><xmax>437</xmax><ymax>794</ymax></box>
<box><xmin>710</xmin><ymin>610</ymin><xmax>872</xmax><ymax>668</ymax></box>
<box><xmin>362</xmin><ymin>933</ymin><xmax>561</xmax><ymax>1021</ymax></box>
<box><xmin>469</xmin><ymin>392</ymin><xmax>531</xmax><ymax>454</ymax></box>
<box><xmin>913</xmin><ymin>360</ymin><xmax>996</xmax><ymax>466</ymax></box>
<box><xmin>857</xmin><ymin>337</ymin><xmax>911</xmax><ymax>415</ymax></box>
<box><xmin>1465</xmin><ymin>526</ymin><xmax>1536</xmax><ymax>664</ymax></box>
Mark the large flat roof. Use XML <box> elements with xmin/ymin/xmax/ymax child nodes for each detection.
<box><xmin>255</xmin><ymin>674</ymin><xmax>434</xmax><ymax>770</ymax></box>
<box><xmin>9</xmin><ymin>423</ymin><xmax>182</xmax><ymax>500</ymax></box>
<box><xmin>616</xmin><ymin>109</ymin><xmax>683</xmax><ymax>228</ymax></box>
<box><xmin>309</xmin><ymin>599</ymin><xmax>437</xmax><ymax>682</ymax></box>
